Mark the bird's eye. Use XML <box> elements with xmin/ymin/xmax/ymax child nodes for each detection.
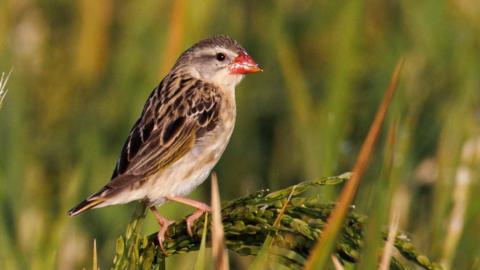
<box><xmin>216</xmin><ymin>53</ymin><xmax>226</xmax><ymax>61</ymax></box>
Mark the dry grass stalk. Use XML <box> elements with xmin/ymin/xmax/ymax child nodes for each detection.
<box><xmin>92</xmin><ymin>239</ymin><xmax>98</xmax><ymax>270</ymax></box>
<box><xmin>211</xmin><ymin>172</ymin><xmax>229</xmax><ymax>270</ymax></box>
<box><xmin>331</xmin><ymin>256</ymin><xmax>344</xmax><ymax>270</ymax></box>
<box><xmin>379</xmin><ymin>211</ymin><xmax>400</xmax><ymax>270</ymax></box>
<box><xmin>441</xmin><ymin>138</ymin><xmax>479</xmax><ymax>269</ymax></box>
<box><xmin>0</xmin><ymin>70</ymin><xmax>12</xmax><ymax>108</ymax></box>
<box><xmin>304</xmin><ymin>59</ymin><xmax>405</xmax><ymax>269</ymax></box>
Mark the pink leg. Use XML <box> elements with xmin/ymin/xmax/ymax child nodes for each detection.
<box><xmin>165</xmin><ymin>196</ymin><xmax>211</xmax><ymax>236</ymax></box>
<box><xmin>149</xmin><ymin>206</ymin><xmax>174</xmax><ymax>255</ymax></box>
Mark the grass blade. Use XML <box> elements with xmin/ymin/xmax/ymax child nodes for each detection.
<box><xmin>304</xmin><ymin>59</ymin><xmax>404</xmax><ymax>269</ymax></box>
<box><xmin>0</xmin><ymin>69</ymin><xmax>12</xmax><ymax>109</ymax></box>
<box><xmin>194</xmin><ymin>214</ymin><xmax>209</xmax><ymax>270</ymax></box>
<box><xmin>211</xmin><ymin>172</ymin><xmax>229</xmax><ymax>270</ymax></box>
<box><xmin>357</xmin><ymin>120</ymin><xmax>399</xmax><ymax>270</ymax></box>
<box><xmin>331</xmin><ymin>256</ymin><xmax>344</xmax><ymax>270</ymax></box>
<box><xmin>379</xmin><ymin>211</ymin><xmax>400</xmax><ymax>270</ymax></box>
<box><xmin>440</xmin><ymin>138</ymin><xmax>477</xmax><ymax>268</ymax></box>
<box><xmin>92</xmin><ymin>239</ymin><xmax>98</xmax><ymax>270</ymax></box>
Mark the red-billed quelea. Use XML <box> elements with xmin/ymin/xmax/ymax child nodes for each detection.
<box><xmin>68</xmin><ymin>35</ymin><xmax>261</xmax><ymax>252</ymax></box>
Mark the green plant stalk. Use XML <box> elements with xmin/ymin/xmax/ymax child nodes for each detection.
<box><xmin>111</xmin><ymin>174</ymin><xmax>441</xmax><ymax>270</ymax></box>
<box><xmin>194</xmin><ymin>214</ymin><xmax>208</xmax><ymax>270</ymax></box>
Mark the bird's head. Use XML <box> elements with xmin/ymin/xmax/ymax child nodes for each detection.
<box><xmin>173</xmin><ymin>35</ymin><xmax>262</xmax><ymax>89</ymax></box>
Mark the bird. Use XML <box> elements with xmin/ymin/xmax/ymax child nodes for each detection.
<box><xmin>68</xmin><ymin>35</ymin><xmax>262</xmax><ymax>252</ymax></box>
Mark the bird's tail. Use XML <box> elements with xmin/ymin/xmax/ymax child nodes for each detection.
<box><xmin>68</xmin><ymin>197</ymin><xmax>106</xmax><ymax>216</ymax></box>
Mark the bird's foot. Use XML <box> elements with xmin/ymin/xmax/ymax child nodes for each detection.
<box><xmin>165</xmin><ymin>196</ymin><xmax>211</xmax><ymax>236</ymax></box>
<box><xmin>149</xmin><ymin>206</ymin><xmax>174</xmax><ymax>255</ymax></box>
<box><xmin>185</xmin><ymin>207</ymin><xmax>210</xmax><ymax>236</ymax></box>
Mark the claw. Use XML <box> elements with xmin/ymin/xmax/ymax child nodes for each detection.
<box><xmin>149</xmin><ymin>206</ymin><xmax>174</xmax><ymax>255</ymax></box>
<box><xmin>185</xmin><ymin>208</ymin><xmax>209</xmax><ymax>236</ymax></box>
<box><xmin>156</xmin><ymin>219</ymin><xmax>174</xmax><ymax>255</ymax></box>
<box><xmin>164</xmin><ymin>195</ymin><xmax>211</xmax><ymax>237</ymax></box>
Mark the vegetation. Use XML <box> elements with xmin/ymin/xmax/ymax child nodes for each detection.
<box><xmin>0</xmin><ymin>1</ymin><xmax>479</xmax><ymax>269</ymax></box>
<box><xmin>112</xmin><ymin>174</ymin><xmax>441</xmax><ymax>270</ymax></box>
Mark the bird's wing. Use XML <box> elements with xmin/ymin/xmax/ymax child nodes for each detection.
<box><xmin>105</xmin><ymin>75</ymin><xmax>222</xmax><ymax>192</ymax></box>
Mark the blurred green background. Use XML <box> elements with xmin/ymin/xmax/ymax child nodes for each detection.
<box><xmin>1</xmin><ymin>0</ymin><xmax>480</xmax><ymax>269</ymax></box>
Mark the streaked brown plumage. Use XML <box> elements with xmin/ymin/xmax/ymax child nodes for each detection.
<box><xmin>68</xmin><ymin>35</ymin><xmax>261</xmax><ymax>251</ymax></box>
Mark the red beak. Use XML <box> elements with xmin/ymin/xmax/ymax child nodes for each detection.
<box><xmin>229</xmin><ymin>52</ymin><xmax>262</xmax><ymax>74</ymax></box>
